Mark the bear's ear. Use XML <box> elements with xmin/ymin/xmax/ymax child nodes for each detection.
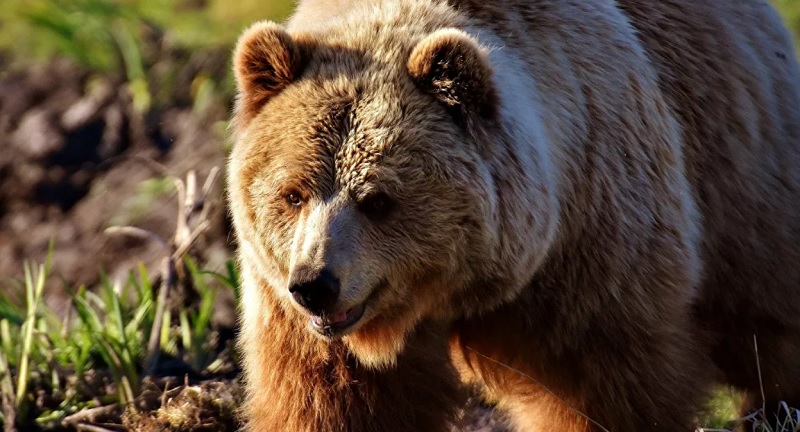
<box><xmin>407</xmin><ymin>29</ymin><xmax>498</xmax><ymax>120</ymax></box>
<box><xmin>233</xmin><ymin>21</ymin><xmax>304</xmax><ymax>126</ymax></box>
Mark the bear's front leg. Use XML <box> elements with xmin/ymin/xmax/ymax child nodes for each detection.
<box><xmin>240</xmin><ymin>294</ymin><xmax>465</xmax><ymax>432</ymax></box>
<box><xmin>452</xmin><ymin>306</ymin><xmax>713</xmax><ymax>432</ymax></box>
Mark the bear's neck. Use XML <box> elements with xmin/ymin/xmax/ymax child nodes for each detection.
<box><xmin>239</xmin><ymin>275</ymin><xmax>464</xmax><ymax>432</ymax></box>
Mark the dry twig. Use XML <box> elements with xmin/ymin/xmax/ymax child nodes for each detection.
<box><xmin>104</xmin><ymin>168</ymin><xmax>220</xmax><ymax>376</ymax></box>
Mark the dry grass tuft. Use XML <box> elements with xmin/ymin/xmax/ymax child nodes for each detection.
<box><xmin>123</xmin><ymin>378</ymin><xmax>243</xmax><ymax>432</ymax></box>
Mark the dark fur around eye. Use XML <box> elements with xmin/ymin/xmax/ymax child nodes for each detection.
<box><xmin>358</xmin><ymin>192</ymin><xmax>394</xmax><ymax>220</ymax></box>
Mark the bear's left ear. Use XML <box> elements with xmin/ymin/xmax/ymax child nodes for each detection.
<box><xmin>407</xmin><ymin>29</ymin><xmax>498</xmax><ymax>121</ymax></box>
<box><xmin>233</xmin><ymin>21</ymin><xmax>305</xmax><ymax>127</ymax></box>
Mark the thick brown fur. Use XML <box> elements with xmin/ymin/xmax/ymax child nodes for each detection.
<box><xmin>228</xmin><ymin>0</ymin><xmax>800</xmax><ymax>430</ymax></box>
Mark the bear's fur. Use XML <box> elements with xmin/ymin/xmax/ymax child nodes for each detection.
<box><xmin>227</xmin><ymin>0</ymin><xmax>800</xmax><ymax>430</ymax></box>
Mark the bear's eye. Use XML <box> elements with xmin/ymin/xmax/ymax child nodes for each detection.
<box><xmin>358</xmin><ymin>192</ymin><xmax>394</xmax><ymax>220</ymax></box>
<box><xmin>286</xmin><ymin>191</ymin><xmax>303</xmax><ymax>207</ymax></box>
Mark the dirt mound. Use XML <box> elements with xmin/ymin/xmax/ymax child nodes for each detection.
<box><xmin>0</xmin><ymin>55</ymin><xmax>231</xmax><ymax>300</ymax></box>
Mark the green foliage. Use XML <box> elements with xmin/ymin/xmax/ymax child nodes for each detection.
<box><xmin>14</xmin><ymin>262</ymin><xmax>48</xmax><ymax>421</ymax></box>
<box><xmin>775</xmin><ymin>0</ymin><xmax>800</xmax><ymax>49</ymax></box>
<box><xmin>0</xmin><ymin>0</ymin><xmax>296</xmax><ymax>112</ymax></box>
<box><xmin>0</xmin><ymin>0</ymin><xmax>295</xmax><ymax>66</ymax></box>
<box><xmin>0</xmin><ymin>255</ymin><xmax>239</xmax><ymax>429</ymax></box>
<box><xmin>12</xmin><ymin>0</ymin><xmax>153</xmax><ymax>109</ymax></box>
<box><xmin>180</xmin><ymin>257</ymin><xmax>218</xmax><ymax>372</ymax></box>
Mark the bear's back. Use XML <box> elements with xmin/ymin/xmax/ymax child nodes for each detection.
<box><xmin>619</xmin><ymin>0</ymin><xmax>800</xmax><ymax>389</ymax></box>
<box><xmin>454</xmin><ymin>0</ymin><xmax>800</xmax><ymax>390</ymax></box>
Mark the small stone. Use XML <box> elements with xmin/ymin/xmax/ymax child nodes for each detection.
<box><xmin>12</xmin><ymin>109</ymin><xmax>64</xmax><ymax>159</ymax></box>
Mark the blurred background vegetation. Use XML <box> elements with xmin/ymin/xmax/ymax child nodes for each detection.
<box><xmin>778</xmin><ymin>0</ymin><xmax>800</xmax><ymax>43</ymax></box>
<box><xmin>0</xmin><ymin>0</ymin><xmax>295</xmax><ymax>68</ymax></box>
<box><xmin>0</xmin><ymin>0</ymin><xmax>798</xmax><ymax>80</ymax></box>
<box><xmin>0</xmin><ymin>0</ymin><xmax>296</xmax><ymax>114</ymax></box>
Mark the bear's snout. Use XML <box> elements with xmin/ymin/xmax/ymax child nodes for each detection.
<box><xmin>289</xmin><ymin>268</ymin><xmax>341</xmax><ymax>317</ymax></box>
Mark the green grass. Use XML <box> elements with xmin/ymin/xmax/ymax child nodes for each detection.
<box><xmin>0</xmin><ymin>168</ymin><xmax>241</xmax><ymax>430</ymax></box>
<box><xmin>0</xmin><ymin>0</ymin><xmax>296</xmax><ymax>114</ymax></box>
<box><xmin>0</xmin><ymin>0</ymin><xmax>295</xmax><ymax>68</ymax></box>
<box><xmin>0</xmin><ymin>250</ymin><xmax>239</xmax><ymax>429</ymax></box>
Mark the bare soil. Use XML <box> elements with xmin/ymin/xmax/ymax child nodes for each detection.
<box><xmin>0</xmin><ymin>55</ymin><xmax>231</xmax><ymax>292</ymax></box>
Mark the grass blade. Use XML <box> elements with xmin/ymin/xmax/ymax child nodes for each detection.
<box><xmin>16</xmin><ymin>264</ymin><xmax>46</xmax><ymax>415</ymax></box>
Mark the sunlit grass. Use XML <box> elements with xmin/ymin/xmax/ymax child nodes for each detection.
<box><xmin>0</xmin><ymin>0</ymin><xmax>296</xmax><ymax>67</ymax></box>
<box><xmin>0</xmin><ymin>252</ymin><xmax>238</xmax><ymax>429</ymax></box>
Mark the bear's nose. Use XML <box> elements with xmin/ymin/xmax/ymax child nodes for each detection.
<box><xmin>289</xmin><ymin>269</ymin><xmax>340</xmax><ymax>316</ymax></box>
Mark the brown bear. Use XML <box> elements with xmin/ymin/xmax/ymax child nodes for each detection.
<box><xmin>227</xmin><ymin>0</ymin><xmax>800</xmax><ymax>430</ymax></box>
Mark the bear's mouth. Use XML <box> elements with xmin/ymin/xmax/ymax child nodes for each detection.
<box><xmin>309</xmin><ymin>302</ymin><xmax>366</xmax><ymax>337</ymax></box>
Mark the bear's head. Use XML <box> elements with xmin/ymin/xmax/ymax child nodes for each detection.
<box><xmin>228</xmin><ymin>19</ymin><xmax>547</xmax><ymax>367</ymax></box>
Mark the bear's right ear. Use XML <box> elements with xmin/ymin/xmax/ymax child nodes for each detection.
<box><xmin>233</xmin><ymin>21</ymin><xmax>304</xmax><ymax>126</ymax></box>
